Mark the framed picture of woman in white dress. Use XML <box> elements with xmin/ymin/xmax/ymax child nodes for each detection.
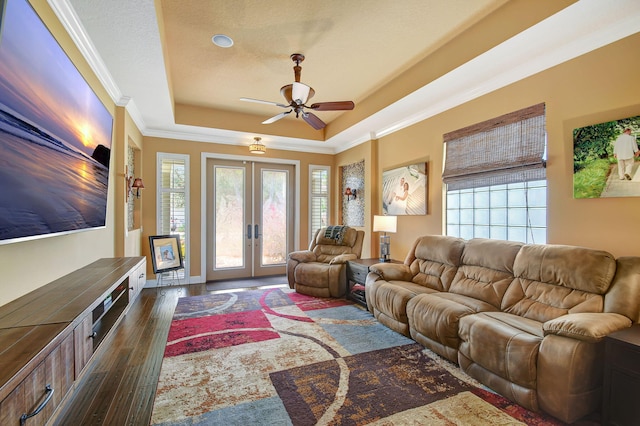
<box><xmin>149</xmin><ymin>235</ymin><xmax>184</xmax><ymax>273</ymax></box>
<box><xmin>382</xmin><ymin>162</ymin><xmax>427</xmax><ymax>215</ymax></box>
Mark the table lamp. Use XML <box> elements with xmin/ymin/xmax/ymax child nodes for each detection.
<box><xmin>373</xmin><ymin>215</ymin><xmax>397</xmax><ymax>262</ymax></box>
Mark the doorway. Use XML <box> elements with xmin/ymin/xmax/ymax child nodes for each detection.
<box><xmin>206</xmin><ymin>159</ymin><xmax>295</xmax><ymax>281</ymax></box>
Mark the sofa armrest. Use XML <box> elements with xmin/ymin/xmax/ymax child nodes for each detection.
<box><xmin>330</xmin><ymin>254</ymin><xmax>357</xmax><ymax>265</ymax></box>
<box><xmin>543</xmin><ymin>312</ymin><xmax>632</xmax><ymax>342</ymax></box>
<box><xmin>288</xmin><ymin>250</ymin><xmax>317</xmax><ymax>263</ymax></box>
<box><xmin>368</xmin><ymin>263</ymin><xmax>413</xmax><ymax>282</ymax></box>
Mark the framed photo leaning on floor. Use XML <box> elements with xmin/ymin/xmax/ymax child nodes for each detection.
<box><xmin>149</xmin><ymin>235</ymin><xmax>184</xmax><ymax>273</ymax></box>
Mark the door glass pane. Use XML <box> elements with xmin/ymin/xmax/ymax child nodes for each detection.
<box><xmin>261</xmin><ymin>169</ymin><xmax>287</xmax><ymax>266</ymax></box>
<box><xmin>215</xmin><ymin>166</ymin><xmax>245</xmax><ymax>269</ymax></box>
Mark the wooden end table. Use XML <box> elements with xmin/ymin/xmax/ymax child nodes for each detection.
<box><xmin>602</xmin><ymin>324</ymin><xmax>640</xmax><ymax>425</ymax></box>
<box><xmin>346</xmin><ymin>258</ymin><xmax>402</xmax><ymax>308</ymax></box>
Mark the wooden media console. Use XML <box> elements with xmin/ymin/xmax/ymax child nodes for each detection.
<box><xmin>0</xmin><ymin>257</ymin><xmax>146</xmax><ymax>425</ymax></box>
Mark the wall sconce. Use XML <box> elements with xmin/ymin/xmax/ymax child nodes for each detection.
<box><xmin>126</xmin><ymin>169</ymin><xmax>145</xmax><ymax>201</ymax></box>
<box><xmin>249</xmin><ymin>136</ymin><xmax>266</xmax><ymax>154</ymax></box>
<box><xmin>344</xmin><ymin>187</ymin><xmax>357</xmax><ymax>201</ymax></box>
<box><xmin>373</xmin><ymin>215</ymin><xmax>397</xmax><ymax>262</ymax></box>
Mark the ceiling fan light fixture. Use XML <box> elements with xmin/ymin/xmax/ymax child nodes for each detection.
<box><xmin>240</xmin><ymin>53</ymin><xmax>354</xmax><ymax>131</ymax></box>
<box><xmin>212</xmin><ymin>34</ymin><xmax>234</xmax><ymax>48</ymax></box>
<box><xmin>249</xmin><ymin>137</ymin><xmax>266</xmax><ymax>154</ymax></box>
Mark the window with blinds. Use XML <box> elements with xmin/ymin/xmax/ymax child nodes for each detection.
<box><xmin>443</xmin><ymin>103</ymin><xmax>547</xmax><ymax>244</ymax></box>
<box><xmin>309</xmin><ymin>166</ymin><xmax>330</xmax><ymax>240</ymax></box>
<box><xmin>157</xmin><ymin>154</ymin><xmax>189</xmax><ymax>281</ymax></box>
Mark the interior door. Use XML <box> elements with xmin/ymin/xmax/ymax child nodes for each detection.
<box><xmin>206</xmin><ymin>159</ymin><xmax>294</xmax><ymax>281</ymax></box>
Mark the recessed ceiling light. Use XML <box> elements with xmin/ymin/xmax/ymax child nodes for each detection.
<box><xmin>212</xmin><ymin>34</ymin><xmax>233</xmax><ymax>48</ymax></box>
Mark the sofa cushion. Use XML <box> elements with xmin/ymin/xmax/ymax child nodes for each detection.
<box><xmin>513</xmin><ymin>244</ymin><xmax>616</xmax><ymax>293</ymax></box>
<box><xmin>502</xmin><ymin>244</ymin><xmax>617</xmax><ymax>322</ymax></box>
<box><xmin>407</xmin><ymin>294</ymin><xmax>476</xmax><ymax>361</ymax></box>
<box><xmin>370</xmin><ymin>281</ymin><xmax>439</xmax><ymax>319</ymax></box>
<box><xmin>368</xmin><ymin>263</ymin><xmax>413</xmax><ymax>282</ymax></box>
<box><xmin>366</xmin><ymin>281</ymin><xmax>439</xmax><ymax>336</ymax></box>
<box><xmin>406</xmin><ymin>235</ymin><xmax>465</xmax><ymax>292</ymax></box>
<box><xmin>313</xmin><ymin>244</ymin><xmax>357</xmax><ymax>263</ymax></box>
<box><xmin>411</xmin><ymin>235</ymin><xmax>465</xmax><ymax>266</ymax></box>
<box><xmin>408</xmin><ymin>260</ymin><xmax>459</xmax><ymax>292</ymax></box>
<box><xmin>429</xmin><ymin>292</ymin><xmax>499</xmax><ymax>313</ymax></box>
<box><xmin>605</xmin><ymin>257</ymin><xmax>640</xmax><ymax>323</ymax></box>
<box><xmin>448</xmin><ymin>238</ymin><xmax>522</xmax><ymax>308</ymax></box>
<box><xmin>543</xmin><ymin>312</ymin><xmax>631</xmax><ymax>342</ymax></box>
<box><xmin>480</xmin><ymin>311</ymin><xmax>543</xmax><ymax>338</ymax></box>
<box><xmin>459</xmin><ymin>312</ymin><xmax>542</xmax><ymax>390</ymax></box>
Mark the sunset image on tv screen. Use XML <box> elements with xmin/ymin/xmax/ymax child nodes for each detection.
<box><xmin>0</xmin><ymin>0</ymin><xmax>114</xmax><ymax>243</ymax></box>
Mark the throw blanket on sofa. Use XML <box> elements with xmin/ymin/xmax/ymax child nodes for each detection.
<box><xmin>324</xmin><ymin>225</ymin><xmax>349</xmax><ymax>245</ymax></box>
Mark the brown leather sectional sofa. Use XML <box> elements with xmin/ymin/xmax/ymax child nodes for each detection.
<box><xmin>365</xmin><ymin>235</ymin><xmax>640</xmax><ymax>423</ymax></box>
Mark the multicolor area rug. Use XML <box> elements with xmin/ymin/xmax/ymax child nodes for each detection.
<box><xmin>151</xmin><ymin>288</ymin><xmax>565</xmax><ymax>425</ymax></box>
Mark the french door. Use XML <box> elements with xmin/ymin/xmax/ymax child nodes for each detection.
<box><xmin>206</xmin><ymin>159</ymin><xmax>294</xmax><ymax>281</ymax></box>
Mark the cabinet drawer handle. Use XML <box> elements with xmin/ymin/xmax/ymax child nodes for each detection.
<box><xmin>20</xmin><ymin>384</ymin><xmax>54</xmax><ymax>425</ymax></box>
<box><xmin>90</xmin><ymin>331</ymin><xmax>97</xmax><ymax>339</ymax></box>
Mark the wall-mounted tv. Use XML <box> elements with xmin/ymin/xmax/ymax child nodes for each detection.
<box><xmin>0</xmin><ymin>0</ymin><xmax>114</xmax><ymax>245</ymax></box>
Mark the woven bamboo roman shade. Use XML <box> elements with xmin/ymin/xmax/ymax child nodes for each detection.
<box><xmin>442</xmin><ymin>103</ymin><xmax>546</xmax><ymax>191</ymax></box>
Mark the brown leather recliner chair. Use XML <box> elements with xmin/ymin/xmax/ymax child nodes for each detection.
<box><xmin>287</xmin><ymin>226</ymin><xmax>364</xmax><ymax>298</ymax></box>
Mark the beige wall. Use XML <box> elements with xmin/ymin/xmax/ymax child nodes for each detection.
<box><xmin>2</xmin><ymin>1</ymin><xmax>638</xmax><ymax>307</ymax></box>
<box><xmin>122</xmin><ymin>108</ymin><xmax>145</xmax><ymax>257</ymax></box>
<box><xmin>139</xmin><ymin>138</ymin><xmax>334</xmax><ymax>280</ymax></box>
<box><xmin>0</xmin><ymin>0</ymin><xmax>119</xmax><ymax>306</ymax></box>
<box><xmin>365</xmin><ymin>32</ymin><xmax>640</xmax><ymax>260</ymax></box>
<box><xmin>335</xmin><ymin>140</ymin><xmax>377</xmax><ymax>258</ymax></box>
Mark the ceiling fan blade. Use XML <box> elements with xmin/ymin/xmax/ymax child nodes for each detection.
<box><xmin>309</xmin><ymin>101</ymin><xmax>355</xmax><ymax>111</ymax></box>
<box><xmin>302</xmin><ymin>112</ymin><xmax>326</xmax><ymax>130</ymax></box>
<box><xmin>240</xmin><ymin>97</ymin><xmax>288</xmax><ymax>108</ymax></box>
<box><xmin>292</xmin><ymin>82</ymin><xmax>312</xmax><ymax>104</ymax></box>
<box><xmin>262</xmin><ymin>110</ymin><xmax>292</xmax><ymax>124</ymax></box>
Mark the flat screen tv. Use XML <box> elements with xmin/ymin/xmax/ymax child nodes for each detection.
<box><xmin>0</xmin><ymin>0</ymin><xmax>114</xmax><ymax>245</ymax></box>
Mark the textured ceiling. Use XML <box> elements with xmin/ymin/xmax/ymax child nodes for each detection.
<box><xmin>61</xmin><ymin>0</ymin><xmax>640</xmax><ymax>153</ymax></box>
<box><xmin>161</xmin><ymin>0</ymin><xmax>503</xmax><ymax>118</ymax></box>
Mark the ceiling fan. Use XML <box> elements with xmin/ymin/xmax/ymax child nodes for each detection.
<box><xmin>240</xmin><ymin>53</ymin><xmax>355</xmax><ymax>130</ymax></box>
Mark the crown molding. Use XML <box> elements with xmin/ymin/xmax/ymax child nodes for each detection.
<box><xmin>50</xmin><ymin>0</ymin><xmax>640</xmax><ymax>157</ymax></box>
<box><xmin>48</xmin><ymin>0</ymin><xmax>127</xmax><ymax>105</ymax></box>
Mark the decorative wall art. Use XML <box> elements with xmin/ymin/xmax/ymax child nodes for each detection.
<box><xmin>573</xmin><ymin>115</ymin><xmax>640</xmax><ymax>199</ymax></box>
<box><xmin>382</xmin><ymin>162</ymin><xmax>427</xmax><ymax>215</ymax></box>
<box><xmin>341</xmin><ymin>160</ymin><xmax>365</xmax><ymax>226</ymax></box>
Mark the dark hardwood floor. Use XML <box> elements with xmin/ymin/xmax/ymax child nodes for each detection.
<box><xmin>53</xmin><ymin>284</ymin><xmax>222</xmax><ymax>425</ymax></box>
<box><xmin>52</xmin><ymin>279</ymin><xmax>603</xmax><ymax>426</ymax></box>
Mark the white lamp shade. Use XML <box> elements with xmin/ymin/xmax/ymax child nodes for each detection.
<box><xmin>373</xmin><ymin>215</ymin><xmax>397</xmax><ymax>233</ymax></box>
<box><xmin>292</xmin><ymin>82</ymin><xmax>311</xmax><ymax>104</ymax></box>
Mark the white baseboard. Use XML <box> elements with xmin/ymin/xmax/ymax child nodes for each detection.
<box><xmin>143</xmin><ymin>274</ymin><xmax>204</xmax><ymax>288</ymax></box>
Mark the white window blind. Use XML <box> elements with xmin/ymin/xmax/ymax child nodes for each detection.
<box><xmin>309</xmin><ymin>166</ymin><xmax>330</xmax><ymax>240</ymax></box>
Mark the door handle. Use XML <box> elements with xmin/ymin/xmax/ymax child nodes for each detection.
<box><xmin>247</xmin><ymin>224</ymin><xmax>252</xmax><ymax>239</ymax></box>
<box><xmin>254</xmin><ymin>224</ymin><xmax>260</xmax><ymax>239</ymax></box>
